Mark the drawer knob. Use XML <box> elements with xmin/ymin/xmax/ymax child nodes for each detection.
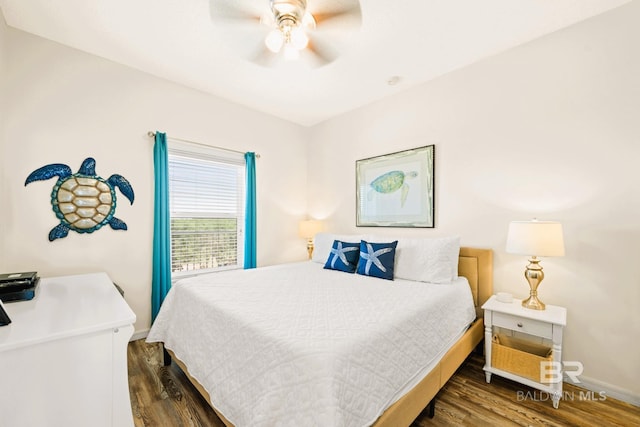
<box><xmin>517</xmin><ymin>322</ymin><xmax>523</xmax><ymax>328</ymax></box>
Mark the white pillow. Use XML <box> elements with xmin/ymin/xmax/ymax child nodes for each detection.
<box><xmin>396</xmin><ymin>236</ymin><xmax>460</xmax><ymax>283</ymax></box>
<box><xmin>369</xmin><ymin>235</ymin><xmax>460</xmax><ymax>283</ymax></box>
<box><xmin>312</xmin><ymin>233</ymin><xmax>369</xmax><ymax>263</ymax></box>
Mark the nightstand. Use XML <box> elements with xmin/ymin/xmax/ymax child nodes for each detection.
<box><xmin>482</xmin><ymin>295</ymin><xmax>567</xmax><ymax>408</ymax></box>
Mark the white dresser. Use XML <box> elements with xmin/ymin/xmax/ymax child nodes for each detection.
<box><xmin>0</xmin><ymin>272</ymin><xmax>136</xmax><ymax>427</ymax></box>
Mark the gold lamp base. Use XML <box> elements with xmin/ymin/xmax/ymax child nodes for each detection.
<box><xmin>522</xmin><ymin>294</ymin><xmax>546</xmax><ymax>310</ymax></box>
<box><xmin>522</xmin><ymin>256</ymin><xmax>546</xmax><ymax>310</ymax></box>
<box><xmin>306</xmin><ymin>239</ymin><xmax>314</xmax><ymax>260</ymax></box>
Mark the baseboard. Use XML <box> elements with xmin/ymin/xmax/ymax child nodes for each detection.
<box><xmin>130</xmin><ymin>329</ymin><xmax>149</xmax><ymax>342</ymax></box>
<box><xmin>566</xmin><ymin>374</ymin><xmax>640</xmax><ymax>407</ymax></box>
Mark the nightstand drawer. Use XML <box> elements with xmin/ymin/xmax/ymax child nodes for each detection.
<box><xmin>492</xmin><ymin>312</ymin><xmax>553</xmax><ymax>339</ymax></box>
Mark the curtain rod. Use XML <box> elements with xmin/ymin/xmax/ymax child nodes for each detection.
<box><xmin>147</xmin><ymin>131</ymin><xmax>260</xmax><ymax>158</ymax></box>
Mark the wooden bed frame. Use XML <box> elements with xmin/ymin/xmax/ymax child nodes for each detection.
<box><xmin>164</xmin><ymin>247</ymin><xmax>493</xmax><ymax>426</ymax></box>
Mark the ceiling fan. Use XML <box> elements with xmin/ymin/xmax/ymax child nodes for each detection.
<box><xmin>210</xmin><ymin>0</ymin><xmax>362</xmax><ymax>67</ymax></box>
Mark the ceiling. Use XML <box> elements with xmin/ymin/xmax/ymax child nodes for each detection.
<box><xmin>0</xmin><ymin>0</ymin><xmax>631</xmax><ymax>126</ymax></box>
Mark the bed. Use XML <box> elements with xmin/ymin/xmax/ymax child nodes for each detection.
<box><xmin>147</xmin><ymin>235</ymin><xmax>493</xmax><ymax>427</ymax></box>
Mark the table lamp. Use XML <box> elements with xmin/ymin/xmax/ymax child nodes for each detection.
<box><xmin>298</xmin><ymin>220</ymin><xmax>323</xmax><ymax>259</ymax></box>
<box><xmin>506</xmin><ymin>220</ymin><xmax>565</xmax><ymax>310</ymax></box>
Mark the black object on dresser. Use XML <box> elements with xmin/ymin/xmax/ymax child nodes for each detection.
<box><xmin>0</xmin><ymin>271</ymin><xmax>40</xmax><ymax>302</ymax></box>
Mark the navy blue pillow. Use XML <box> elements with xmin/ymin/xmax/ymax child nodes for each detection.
<box><xmin>356</xmin><ymin>240</ymin><xmax>398</xmax><ymax>280</ymax></box>
<box><xmin>324</xmin><ymin>240</ymin><xmax>360</xmax><ymax>273</ymax></box>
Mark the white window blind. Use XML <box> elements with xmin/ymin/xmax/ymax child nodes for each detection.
<box><xmin>168</xmin><ymin>141</ymin><xmax>245</xmax><ymax>276</ymax></box>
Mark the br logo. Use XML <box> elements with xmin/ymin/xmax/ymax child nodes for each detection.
<box><xmin>540</xmin><ymin>361</ymin><xmax>584</xmax><ymax>384</ymax></box>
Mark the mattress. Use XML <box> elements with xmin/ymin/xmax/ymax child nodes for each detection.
<box><xmin>147</xmin><ymin>261</ymin><xmax>476</xmax><ymax>427</ymax></box>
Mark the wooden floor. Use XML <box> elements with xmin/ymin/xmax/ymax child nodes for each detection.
<box><xmin>128</xmin><ymin>340</ymin><xmax>639</xmax><ymax>427</ymax></box>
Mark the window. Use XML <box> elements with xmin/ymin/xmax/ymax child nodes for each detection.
<box><xmin>168</xmin><ymin>141</ymin><xmax>245</xmax><ymax>276</ymax></box>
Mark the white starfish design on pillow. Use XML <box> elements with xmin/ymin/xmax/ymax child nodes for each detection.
<box><xmin>330</xmin><ymin>242</ymin><xmax>359</xmax><ymax>268</ymax></box>
<box><xmin>360</xmin><ymin>243</ymin><xmax>393</xmax><ymax>274</ymax></box>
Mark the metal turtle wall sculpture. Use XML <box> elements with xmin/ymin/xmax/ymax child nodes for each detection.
<box><xmin>25</xmin><ymin>157</ymin><xmax>135</xmax><ymax>241</ymax></box>
<box><xmin>369</xmin><ymin>170</ymin><xmax>418</xmax><ymax>207</ymax></box>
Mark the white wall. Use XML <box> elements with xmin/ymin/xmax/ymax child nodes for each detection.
<box><xmin>0</xmin><ymin>26</ymin><xmax>310</xmax><ymax>334</ymax></box>
<box><xmin>0</xmin><ymin>13</ymin><xmax>7</xmax><ymax>267</ymax></box>
<box><xmin>308</xmin><ymin>2</ymin><xmax>640</xmax><ymax>403</ymax></box>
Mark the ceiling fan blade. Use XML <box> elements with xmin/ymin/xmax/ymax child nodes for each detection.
<box><xmin>312</xmin><ymin>3</ymin><xmax>362</xmax><ymax>28</ymax></box>
<box><xmin>250</xmin><ymin>45</ymin><xmax>279</xmax><ymax>68</ymax></box>
<box><xmin>209</xmin><ymin>0</ymin><xmax>262</xmax><ymax>24</ymax></box>
<box><xmin>305</xmin><ymin>38</ymin><xmax>338</xmax><ymax>67</ymax></box>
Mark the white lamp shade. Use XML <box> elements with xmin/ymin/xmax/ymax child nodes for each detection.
<box><xmin>506</xmin><ymin>220</ymin><xmax>565</xmax><ymax>257</ymax></box>
<box><xmin>298</xmin><ymin>220</ymin><xmax>323</xmax><ymax>239</ymax></box>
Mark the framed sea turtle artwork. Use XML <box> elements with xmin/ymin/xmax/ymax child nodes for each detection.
<box><xmin>356</xmin><ymin>145</ymin><xmax>434</xmax><ymax>228</ymax></box>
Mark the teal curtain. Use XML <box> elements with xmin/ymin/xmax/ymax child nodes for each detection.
<box><xmin>244</xmin><ymin>152</ymin><xmax>257</xmax><ymax>269</ymax></box>
<box><xmin>152</xmin><ymin>131</ymin><xmax>172</xmax><ymax>322</ymax></box>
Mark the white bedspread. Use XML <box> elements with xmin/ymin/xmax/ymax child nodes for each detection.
<box><xmin>147</xmin><ymin>261</ymin><xmax>476</xmax><ymax>427</ymax></box>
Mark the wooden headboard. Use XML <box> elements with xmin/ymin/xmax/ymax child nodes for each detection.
<box><xmin>458</xmin><ymin>247</ymin><xmax>493</xmax><ymax>318</ymax></box>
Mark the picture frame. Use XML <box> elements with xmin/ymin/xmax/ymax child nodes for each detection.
<box><xmin>356</xmin><ymin>145</ymin><xmax>435</xmax><ymax>228</ymax></box>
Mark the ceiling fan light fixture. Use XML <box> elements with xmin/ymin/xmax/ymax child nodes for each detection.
<box><xmin>270</xmin><ymin>0</ymin><xmax>306</xmax><ymax>22</ymax></box>
<box><xmin>265</xmin><ymin>29</ymin><xmax>284</xmax><ymax>52</ymax></box>
<box><xmin>263</xmin><ymin>0</ymin><xmax>315</xmax><ymax>57</ymax></box>
<box><xmin>290</xmin><ymin>27</ymin><xmax>309</xmax><ymax>50</ymax></box>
